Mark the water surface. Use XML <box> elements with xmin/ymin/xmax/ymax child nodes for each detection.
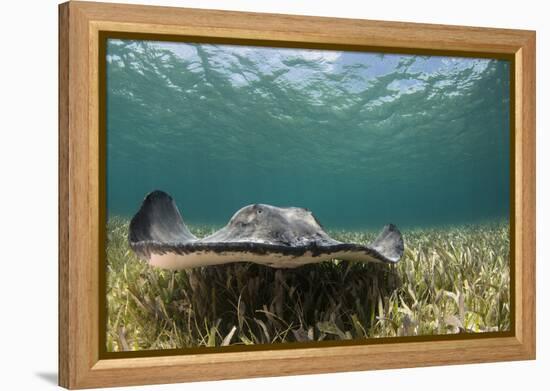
<box><xmin>106</xmin><ymin>40</ymin><xmax>510</xmax><ymax>230</ymax></box>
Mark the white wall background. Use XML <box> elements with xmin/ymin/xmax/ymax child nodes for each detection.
<box><xmin>0</xmin><ymin>0</ymin><xmax>546</xmax><ymax>389</ymax></box>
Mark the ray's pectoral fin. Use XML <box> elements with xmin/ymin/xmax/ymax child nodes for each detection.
<box><xmin>369</xmin><ymin>224</ymin><xmax>405</xmax><ymax>264</ymax></box>
<box><xmin>128</xmin><ymin>190</ymin><xmax>197</xmax><ymax>259</ymax></box>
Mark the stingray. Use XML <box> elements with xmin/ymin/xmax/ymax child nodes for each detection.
<box><xmin>128</xmin><ymin>190</ymin><xmax>404</xmax><ymax>269</ymax></box>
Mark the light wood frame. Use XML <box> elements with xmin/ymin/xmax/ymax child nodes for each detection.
<box><xmin>59</xmin><ymin>1</ymin><xmax>536</xmax><ymax>389</ymax></box>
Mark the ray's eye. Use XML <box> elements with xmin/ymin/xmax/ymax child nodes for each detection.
<box><xmin>257</xmin><ymin>209</ymin><xmax>262</xmax><ymax>215</ymax></box>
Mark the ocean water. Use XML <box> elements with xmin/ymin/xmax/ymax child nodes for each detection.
<box><xmin>105</xmin><ymin>39</ymin><xmax>510</xmax><ymax>231</ymax></box>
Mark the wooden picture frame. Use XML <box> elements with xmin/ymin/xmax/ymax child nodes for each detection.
<box><xmin>59</xmin><ymin>1</ymin><xmax>536</xmax><ymax>388</ymax></box>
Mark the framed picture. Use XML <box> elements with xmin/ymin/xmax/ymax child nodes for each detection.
<box><xmin>58</xmin><ymin>1</ymin><xmax>536</xmax><ymax>389</ymax></box>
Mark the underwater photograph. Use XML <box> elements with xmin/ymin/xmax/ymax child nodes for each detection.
<box><xmin>104</xmin><ymin>39</ymin><xmax>511</xmax><ymax>352</ymax></box>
